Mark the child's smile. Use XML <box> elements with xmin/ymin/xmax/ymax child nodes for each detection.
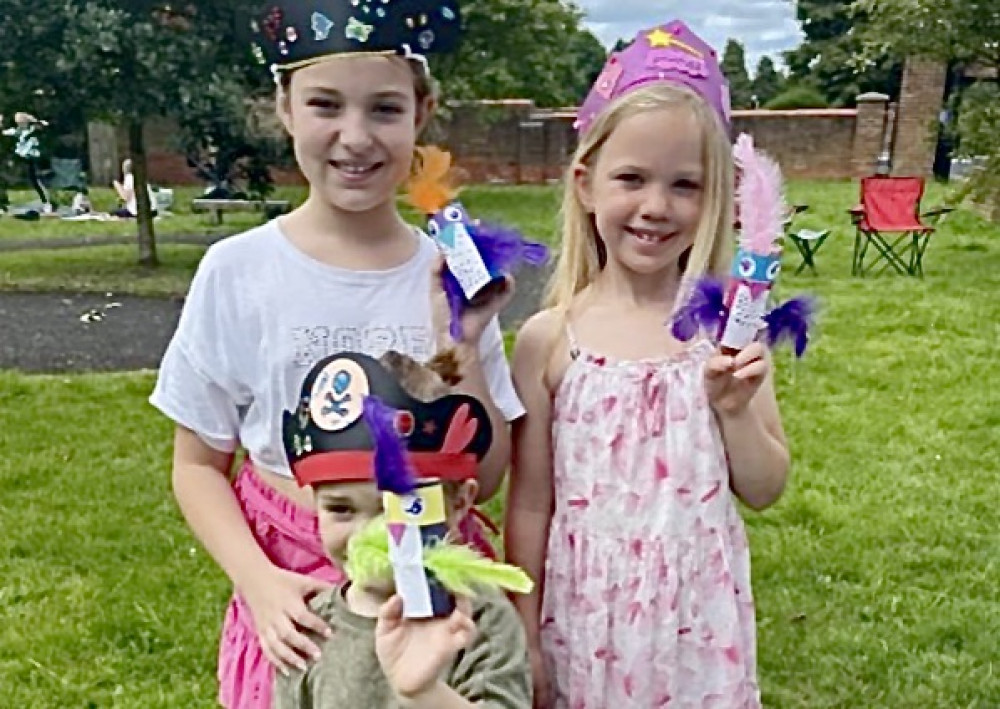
<box><xmin>577</xmin><ymin>106</ymin><xmax>706</xmax><ymax>279</ymax></box>
<box><xmin>278</xmin><ymin>56</ymin><xmax>427</xmax><ymax>215</ymax></box>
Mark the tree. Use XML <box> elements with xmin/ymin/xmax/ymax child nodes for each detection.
<box><xmin>56</xmin><ymin>1</ymin><xmax>261</xmax><ymax>266</ymax></box>
<box><xmin>431</xmin><ymin>0</ymin><xmax>608</xmax><ymax>107</ymax></box>
<box><xmin>784</xmin><ymin>0</ymin><xmax>901</xmax><ymax>106</ymax></box>
<box><xmin>752</xmin><ymin>56</ymin><xmax>785</xmax><ymax>107</ymax></box>
<box><xmin>611</xmin><ymin>37</ymin><xmax>634</xmax><ymax>53</ymax></box>
<box><xmin>721</xmin><ymin>39</ymin><xmax>754</xmax><ymax>110</ymax></box>
<box><xmin>0</xmin><ymin>1</ymin><xmax>259</xmax><ymax>266</ymax></box>
<box><xmin>0</xmin><ymin>2</ymin><xmax>90</xmax><ymax>176</ymax></box>
<box><xmin>855</xmin><ymin>0</ymin><xmax>1000</xmax><ymax>208</ymax></box>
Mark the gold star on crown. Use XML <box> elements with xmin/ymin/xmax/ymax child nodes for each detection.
<box><xmin>646</xmin><ymin>27</ymin><xmax>703</xmax><ymax>57</ymax></box>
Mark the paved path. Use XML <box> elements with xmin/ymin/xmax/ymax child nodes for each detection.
<box><xmin>0</xmin><ymin>292</ymin><xmax>182</xmax><ymax>373</ymax></box>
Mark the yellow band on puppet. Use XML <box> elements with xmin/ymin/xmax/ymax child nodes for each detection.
<box><xmin>383</xmin><ymin>480</ymin><xmax>446</xmax><ymax>526</ymax></box>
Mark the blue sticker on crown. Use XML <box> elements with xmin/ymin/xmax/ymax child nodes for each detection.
<box><xmin>312</xmin><ymin>12</ymin><xmax>334</xmax><ymax>41</ymax></box>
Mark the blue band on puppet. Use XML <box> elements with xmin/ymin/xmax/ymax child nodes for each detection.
<box><xmin>431</xmin><ymin>202</ymin><xmax>549</xmax><ymax>340</ymax></box>
<box><xmin>671</xmin><ymin>135</ymin><xmax>815</xmax><ymax>357</ymax></box>
<box><xmin>732</xmin><ymin>249</ymin><xmax>781</xmax><ymax>284</ymax></box>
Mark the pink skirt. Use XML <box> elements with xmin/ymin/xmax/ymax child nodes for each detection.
<box><xmin>216</xmin><ymin>461</ymin><xmax>497</xmax><ymax>708</ymax></box>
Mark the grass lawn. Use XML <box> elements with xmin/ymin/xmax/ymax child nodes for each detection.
<box><xmin>0</xmin><ymin>183</ymin><xmax>561</xmax><ymax>296</ymax></box>
<box><xmin>0</xmin><ymin>185</ymin><xmax>311</xmax><ymax>243</ymax></box>
<box><xmin>1</xmin><ymin>181</ymin><xmax>998</xmax><ymax>707</ymax></box>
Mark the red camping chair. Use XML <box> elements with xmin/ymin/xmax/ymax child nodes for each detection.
<box><xmin>849</xmin><ymin>176</ymin><xmax>952</xmax><ymax>277</ymax></box>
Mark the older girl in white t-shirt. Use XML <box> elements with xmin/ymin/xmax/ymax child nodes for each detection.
<box><xmin>149</xmin><ymin>3</ymin><xmax>522</xmax><ymax>707</ymax></box>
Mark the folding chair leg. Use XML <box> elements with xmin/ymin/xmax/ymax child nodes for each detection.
<box><xmin>912</xmin><ymin>233</ymin><xmax>931</xmax><ymax>277</ymax></box>
<box><xmin>861</xmin><ymin>231</ymin><xmax>911</xmax><ymax>276</ymax></box>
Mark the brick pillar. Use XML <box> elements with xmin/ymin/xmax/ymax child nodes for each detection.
<box><xmin>852</xmin><ymin>92</ymin><xmax>889</xmax><ymax>177</ymax></box>
<box><xmin>893</xmin><ymin>57</ymin><xmax>947</xmax><ymax>177</ymax></box>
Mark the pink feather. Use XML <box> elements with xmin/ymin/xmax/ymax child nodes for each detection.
<box><xmin>733</xmin><ymin>133</ymin><xmax>786</xmax><ymax>255</ymax></box>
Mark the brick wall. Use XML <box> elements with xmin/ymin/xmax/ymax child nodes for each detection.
<box><xmin>440</xmin><ymin>104</ymin><xmax>862</xmax><ymax>182</ymax></box>
<box><xmin>94</xmin><ymin>57</ymin><xmax>949</xmax><ymax>186</ymax></box>
<box><xmin>440</xmin><ymin>101</ymin><xmax>576</xmax><ymax>183</ymax></box>
<box><xmin>101</xmin><ymin>106</ymin><xmax>871</xmax><ymax>186</ymax></box>
<box><xmin>732</xmin><ymin>109</ymin><xmax>858</xmax><ymax>179</ymax></box>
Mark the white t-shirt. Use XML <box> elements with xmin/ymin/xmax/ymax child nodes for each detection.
<box><xmin>149</xmin><ymin>220</ymin><xmax>524</xmax><ymax>478</ymax></box>
<box><xmin>122</xmin><ymin>174</ymin><xmax>158</xmax><ymax>216</ymax></box>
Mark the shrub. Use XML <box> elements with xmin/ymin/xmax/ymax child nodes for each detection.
<box><xmin>764</xmin><ymin>86</ymin><xmax>830</xmax><ymax>110</ymax></box>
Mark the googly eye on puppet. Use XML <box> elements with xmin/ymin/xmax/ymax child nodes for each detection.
<box><xmin>282</xmin><ymin>351</ymin><xmax>533</xmax><ymax>619</ymax></box>
<box><xmin>671</xmin><ymin>134</ymin><xmax>815</xmax><ymax>357</ymax></box>
<box><xmin>407</xmin><ymin>146</ymin><xmax>551</xmax><ymax>341</ymax></box>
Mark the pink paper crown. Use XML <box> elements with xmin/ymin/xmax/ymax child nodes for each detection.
<box><xmin>575</xmin><ymin>20</ymin><xmax>731</xmax><ymax>135</ymax></box>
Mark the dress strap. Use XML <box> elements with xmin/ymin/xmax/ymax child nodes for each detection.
<box><xmin>565</xmin><ymin>321</ymin><xmax>581</xmax><ymax>360</ymax></box>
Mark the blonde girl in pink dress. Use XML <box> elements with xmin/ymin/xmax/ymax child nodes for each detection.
<box><xmin>506</xmin><ymin>20</ymin><xmax>790</xmax><ymax>709</ymax></box>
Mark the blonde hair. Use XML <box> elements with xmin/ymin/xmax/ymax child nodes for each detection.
<box><xmin>545</xmin><ymin>83</ymin><xmax>734</xmax><ymax>311</ymax></box>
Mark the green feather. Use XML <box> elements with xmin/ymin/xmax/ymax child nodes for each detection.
<box><xmin>424</xmin><ymin>543</ymin><xmax>535</xmax><ymax>596</ymax></box>
<box><xmin>344</xmin><ymin>516</ymin><xmax>535</xmax><ymax>596</ymax></box>
<box><xmin>344</xmin><ymin>516</ymin><xmax>392</xmax><ymax>587</ymax></box>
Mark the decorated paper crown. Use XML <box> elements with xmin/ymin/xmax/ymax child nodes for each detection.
<box><xmin>282</xmin><ymin>351</ymin><xmax>492</xmax><ymax>488</ymax></box>
<box><xmin>672</xmin><ymin>134</ymin><xmax>814</xmax><ymax>356</ymax></box>
<box><xmin>407</xmin><ymin>146</ymin><xmax>549</xmax><ymax>340</ymax></box>
<box><xmin>250</xmin><ymin>0</ymin><xmax>462</xmax><ymax>72</ymax></box>
<box><xmin>283</xmin><ymin>351</ymin><xmax>534</xmax><ymax>617</ymax></box>
<box><xmin>575</xmin><ymin>19</ymin><xmax>731</xmax><ymax>135</ymax></box>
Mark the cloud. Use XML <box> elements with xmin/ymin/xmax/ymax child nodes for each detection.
<box><xmin>577</xmin><ymin>0</ymin><xmax>804</xmax><ymax>74</ymax></box>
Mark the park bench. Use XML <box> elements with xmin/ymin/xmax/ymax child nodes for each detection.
<box><xmin>191</xmin><ymin>198</ymin><xmax>292</xmax><ymax>225</ymax></box>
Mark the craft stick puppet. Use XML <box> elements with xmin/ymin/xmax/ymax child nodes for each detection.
<box><xmin>407</xmin><ymin>146</ymin><xmax>550</xmax><ymax>340</ymax></box>
<box><xmin>672</xmin><ymin>134</ymin><xmax>814</xmax><ymax>356</ymax></box>
<box><xmin>283</xmin><ymin>350</ymin><xmax>533</xmax><ymax>618</ymax></box>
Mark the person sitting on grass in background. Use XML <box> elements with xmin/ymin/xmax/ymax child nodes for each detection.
<box><xmin>273</xmin><ymin>347</ymin><xmax>532</xmax><ymax>708</ymax></box>
<box><xmin>112</xmin><ymin>159</ymin><xmax>157</xmax><ymax>218</ymax></box>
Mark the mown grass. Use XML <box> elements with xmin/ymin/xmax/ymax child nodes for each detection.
<box><xmin>0</xmin><ymin>181</ymin><xmax>997</xmax><ymax>706</ymax></box>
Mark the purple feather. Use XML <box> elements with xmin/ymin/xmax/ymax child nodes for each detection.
<box><xmin>441</xmin><ymin>221</ymin><xmax>549</xmax><ymax>342</ymax></box>
<box><xmin>763</xmin><ymin>296</ymin><xmax>815</xmax><ymax>357</ymax></box>
<box><xmin>671</xmin><ymin>277</ymin><xmax>727</xmax><ymax>342</ymax></box>
<box><xmin>362</xmin><ymin>396</ymin><xmax>416</xmax><ymax>495</ymax></box>
<box><xmin>472</xmin><ymin>221</ymin><xmax>550</xmax><ymax>272</ymax></box>
<box><xmin>441</xmin><ymin>270</ymin><xmax>466</xmax><ymax>341</ymax></box>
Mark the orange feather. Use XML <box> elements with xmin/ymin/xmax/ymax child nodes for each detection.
<box><xmin>407</xmin><ymin>145</ymin><xmax>460</xmax><ymax>214</ymax></box>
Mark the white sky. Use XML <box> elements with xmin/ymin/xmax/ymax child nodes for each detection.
<box><xmin>576</xmin><ymin>0</ymin><xmax>805</xmax><ymax>74</ymax></box>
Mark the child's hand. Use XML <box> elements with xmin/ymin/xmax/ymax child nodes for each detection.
<box><xmin>705</xmin><ymin>342</ymin><xmax>771</xmax><ymax>416</ymax></box>
<box><xmin>375</xmin><ymin>594</ymin><xmax>476</xmax><ymax>700</ymax></box>
<box><xmin>241</xmin><ymin>566</ymin><xmax>334</xmax><ymax>675</ymax></box>
<box><xmin>430</xmin><ymin>256</ymin><xmax>515</xmax><ymax>347</ymax></box>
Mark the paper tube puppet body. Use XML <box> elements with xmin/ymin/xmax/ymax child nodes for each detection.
<box><xmin>383</xmin><ymin>480</ymin><xmax>453</xmax><ymax>617</ymax></box>
<box><xmin>282</xmin><ymin>351</ymin><xmax>492</xmax><ymax>618</ymax></box>
<box><xmin>672</xmin><ymin>134</ymin><xmax>814</xmax><ymax>356</ymax></box>
<box><xmin>407</xmin><ymin>147</ymin><xmax>549</xmax><ymax>340</ymax></box>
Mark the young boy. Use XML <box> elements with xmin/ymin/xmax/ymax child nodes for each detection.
<box><xmin>273</xmin><ymin>350</ymin><xmax>531</xmax><ymax>709</ymax></box>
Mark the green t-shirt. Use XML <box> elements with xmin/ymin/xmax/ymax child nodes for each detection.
<box><xmin>272</xmin><ymin>585</ymin><xmax>532</xmax><ymax>709</ymax></box>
